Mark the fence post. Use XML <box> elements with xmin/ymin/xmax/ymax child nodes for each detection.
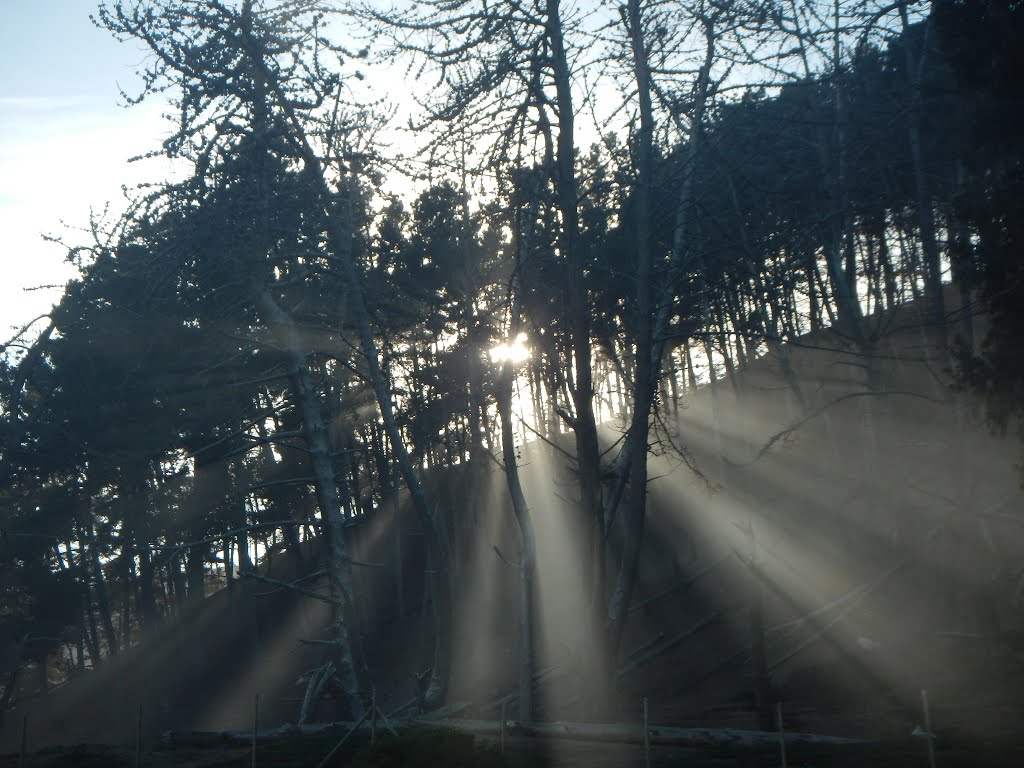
<box><xmin>921</xmin><ymin>689</ymin><xmax>936</xmax><ymax>768</ymax></box>
<box><xmin>776</xmin><ymin>701</ymin><xmax>787</xmax><ymax>768</ymax></box>
<box><xmin>18</xmin><ymin>713</ymin><xmax>27</xmax><ymax>768</ymax></box>
<box><xmin>136</xmin><ymin>704</ymin><xmax>143</xmax><ymax>768</ymax></box>
<box><xmin>642</xmin><ymin>697</ymin><xmax>650</xmax><ymax>768</ymax></box>
<box><xmin>500</xmin><ymin>701</ymin><xmax>507</xmax><ymax>753</ymax></box>
<box><xmin>371</xmin><ymin>689</ymin><xmax>378</xmax><ymax>745</ymax></box>
<box><xmin>252</xmin><ymin>693</ymin><xmax>260</xmax><ymax>768</ymax></box>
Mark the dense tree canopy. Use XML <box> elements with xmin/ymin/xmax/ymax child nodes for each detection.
<box><xmin>1</xmin><ymin>0</ymin><xmax>1021</xmax><ymax>731</ymax></box>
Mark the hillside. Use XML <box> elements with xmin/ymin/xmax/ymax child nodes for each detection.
<box><xmin>4</xmin><ymin>299</ymin><xmax>1023</xmax><ymax>761</ymax></box>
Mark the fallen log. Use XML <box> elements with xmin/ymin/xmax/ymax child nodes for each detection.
<box><xmin>414</xmin><ymin>701</ymin><xmax>472</xmax><ymax>720</ymax></box>
<box><xmin>422</xmin><ymin>718</ymin><xmax>867</xmax><ymax>747</ymax></box>
<box><xmin>162</xmin><ymin>721</ymin><xmax>353</xmax><ymax>747</ymax></box>
<box><xmin>163</xmin><ymin>718</ymin><xmax>867</xmax><ymax>749</ymax></box>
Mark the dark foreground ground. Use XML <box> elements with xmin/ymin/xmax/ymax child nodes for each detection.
<box><xmin>2</xmin><ymin>726</ymin><xmax>1022</xmax><ymax>768</ymax></box>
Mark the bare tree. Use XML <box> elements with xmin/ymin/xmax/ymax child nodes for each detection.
<box><xmin>356</xmin><ymin>0</ymin><xmax>616</xmax><ymax>707</ymax></box>
<box><xmin>96</xmin><ymin>0</ymin><xmax>455</xmax><ymax>712</ymax></box>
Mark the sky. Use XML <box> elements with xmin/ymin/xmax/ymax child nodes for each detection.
<box><xmin>0</xmin><ymin>0</ymin><xmax>175</xmax><ymax>344</ymax></box>
<box><xmin>0</xmin><ymin>1</ymin><xmax>437</xmax><ymax>349</ymax></box>
<box><xmin>0</xmin><ymin>1</ymin><xmax>603</xmax><ymax>349</ymax></box>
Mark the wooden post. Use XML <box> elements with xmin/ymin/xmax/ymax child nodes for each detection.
<box><xmin>136</xmin><ymin>704</ymin><xmax>143</xmax><ymax>768</ymax></box>
<box><xmin>252</xmin><ymin>693</ymin><xmax>260</xmax><ymax>768</ymax></box>
<box><xmin>18</xmin><ymin>713</ymin><xmax>27</xmax><ymax>768</ymax></box>
<box><xmin>500</xmin><ymin>701</ymin><xmax>507</xmax><ymax>753</ymax></box>
<box><xmin>642</xmin><ymin>697</ymin><xmax>650</xmax><ymax>768</ymax></box>
<box><xmin>921</xmin><ymin>689</ymin><xmax>936</xmax><ymax>768</ymax></box>
<box><xmin>371</xmin><ymin>689</ymin><xmax>378</xmax><ymax>745</ymax></box>
<box><xmin>776</xmin><ymin>701</ymin><xmax>787</xmax><ymax>768</ymax></box>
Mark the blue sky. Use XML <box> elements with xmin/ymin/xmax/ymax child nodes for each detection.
<box><xmin>1</xmin><ymin>1</ymin><xmax>173</xmax><ymax>342</ymax></box>
<box><xmin>0</xmin><ymin>1</ymin><xmax>593</xmax><ymax>345</ymax></box>
<box><xmin>0</xmin><ymin>2</ymin><xmax>415</xmax><ymax>346</ymax></box>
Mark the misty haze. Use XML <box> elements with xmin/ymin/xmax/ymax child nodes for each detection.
<box><xmin>1</xmin><ymin>1</ymin><xmax>1023</xmax><ymax>766</ymax></box>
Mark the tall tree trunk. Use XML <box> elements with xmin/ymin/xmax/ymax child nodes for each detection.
<box><xmin>251</xmin><ymin>54</ymin><xmax>453</xmax><ymax>704</ymax></box>
<box><xmin>258</xmin><ymin>290</ymin><xmax>365</xmax><ymax>720</ymax></box>
<box><xmin>138</xmin><ymin>543</ymin><xmax>157</xmax><ymax>629</ymax></box>
<box><xmin>186</xmin><ymin>544</ymin><xmax>206</xmax><ymax>602</ymax></box>
<box><xmin>899</xmin><ymin>7</ymin><xmax>947</xmax><ymax>354</ymax></box>
<box><xmin>606</xmin><ymin>0</ymin><xmax>656</xmax><ymax>675</ymax></box>
<box><xmin>501</xmin><ymin>181</ymin><xmax>542</xmax><ymax>723</ymax></box>
<box><xmin>539</xmin><ymin>0</ymin><xmax>610</xmax><ymax>716</ymax></box>
<box><xmin>71</xmin><ymin>536</ymin><xmax>103</xmax><ymax>668</ymax></box>
<box><xmin>603</xmin><ymin>2</ymin><xmax>718</xmax><ymax>711</ymax></box>
<box><xmin>81</xmin><ymin>516</ymin><xmax>118</xmax><ymax>657</ymax></box>
<box><xmin>497</xmin><ymin>363</ymin><xmax>537</xmax><ymax>724</ymax></box>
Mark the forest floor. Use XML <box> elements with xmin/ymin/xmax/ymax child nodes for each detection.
<box><xmin>2</xmin><ymin>730</ymin><xmax>1023</xmax><ymax>767</ymax></box>
<box><xmin>4</xmin><ymin>305</ymin><xmax>1023</xmax><ymax>767</ymax></box>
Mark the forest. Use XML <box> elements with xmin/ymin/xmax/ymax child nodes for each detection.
<box><xmin>1</xmin><ymin>0</ymin><xmax>1023</xmax><ymax>760</ymax></box>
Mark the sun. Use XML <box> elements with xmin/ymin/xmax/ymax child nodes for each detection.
<box><xmin>489</xmin><ymin>332</ymin><xmax>530</xmax><ymax>364</ymax></box>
